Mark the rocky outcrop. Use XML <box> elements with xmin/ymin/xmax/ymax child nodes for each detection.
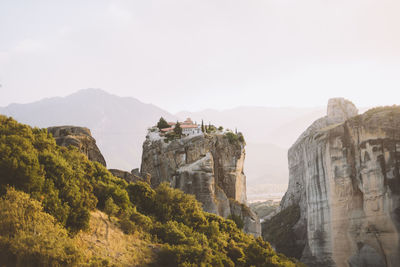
<box><xmin>140</xmin><ymin>131</ymin><xmax>261</xmax><ymax>236</ymax></box>
<box><xmin>48</xmin><ymin>126</ymin><xmax>107</xmax><ymax>167</ymax></box>
<box><xmin>265</xmin><ymin>98</ymin><xmax>400</xmax><ymax>267</ymax></box>
<box><xmin>108</xmin><ymin>168</ymin><xmax>150</xmax><ymax>184</ymax></box>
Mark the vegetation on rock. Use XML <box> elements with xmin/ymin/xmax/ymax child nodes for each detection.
<box><xmin>262</xmin><ymin>205</ymin><xmax>304</xmax><ymax>259</ymax></box>
<box><xmin>156</xmin><ymin>117</ymin><xmax>170</xmax><ymax>130</ymax></box>
<box><xmin>250</xmin><ymin>201</ymin><xmax>280</xmax><ymax>219</ymax></box>
<box><xmin>206</xmin><ymin>124</ymin><xmax>217</xmax><ymax>134</ymax></box>
<box><xmin>173</xmin><ymin>122</ymin><xmax>182</xmax><ymax>137</ymax></box>
<box><xmin>225</xmin><ymin>131</ymin><xmax>245</xmax><ymax>145</ymax></box>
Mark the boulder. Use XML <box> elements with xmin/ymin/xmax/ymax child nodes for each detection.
<box><xmin>48</xmin><ymin>126</ymin><xmax>107</xmax><ymax>167</ymax></box>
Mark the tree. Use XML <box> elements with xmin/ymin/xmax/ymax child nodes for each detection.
<box><xmin>104</xmin><ymin>197</ymin><xmax>119</xmax><ymax>220</ymax></box>
<box><xmin>227</xmin><ymin>214</ymin><xmax>244</xmax><ymax>229</ymax></box>
<box><xmin>157</xmin><ymin>117</ymin><xmax>170</xmax><ymax>130</ymax></box>
<box><xmin>174</xmin><ymin>122</ymin><xmax>182</xmax><ymax>137</ymax></box>
<box><xmin>201</xmin><ymin>120</ymin><xmax>205</xmax><ymax>133</ymax></box>
<box><xmin>0</xmin><ymin>188</ymin><xmax>82</xmax><ymax>266</ymax></box>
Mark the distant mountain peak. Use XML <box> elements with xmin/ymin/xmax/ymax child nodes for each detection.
<box><xmin>69</xmin><ymin>88</ymin><xmax>113</xmax><ymax>97</ymax></box>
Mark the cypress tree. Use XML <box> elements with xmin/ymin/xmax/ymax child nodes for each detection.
<box><xmin>174</xmin><ymin>121</ymin><xmax>182</xmax><ymax>137</ymax></box>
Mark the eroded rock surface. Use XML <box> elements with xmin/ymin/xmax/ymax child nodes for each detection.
<box><xmin>140</xmin><ymin>132</ymin><xmax>261</xmax><ymax>236</ymax></box>
<box><xmin>266</xmin><ymin>99</ymin><xmax>400</xmax><ymax>267</ymax></box>
<box><xmin>48</xmin><ymin>126</ymin><xmax>107</xmax><ymax>167</ymax></box>
<box><xmin>108</xmin><ymin>168</ymin><xmax>150</xmax><ymax>184</ymax></box>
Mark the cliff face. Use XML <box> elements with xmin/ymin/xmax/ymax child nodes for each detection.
<box><xmin>267</xmin><ymin>98</ymin><xmax>400</xmax><ymax>267</ymax></box>
<box><xmin>48</xmin><ymin>126</ymin><xmax>107</xmax><ymax>167</ymax></box>
<box><xmin>140</xmin><ymin>131</ymin><xmax>261</xmax><ymax>236</ymax></box>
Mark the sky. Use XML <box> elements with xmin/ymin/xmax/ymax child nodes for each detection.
<box><xmin>1</xmin><ymin>0</ymin><xmax>400</xmax><ymax>113</ymax></box>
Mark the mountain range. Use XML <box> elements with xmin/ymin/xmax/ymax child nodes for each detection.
<box><xmin>0</xmin><ymin>89</ymin><xmax>176</xmax><ymax>170</ymax></box>
<box><xmin>0</xmin><ymin>88</ymin><xmax>327</xmax><ymax>200</ymax></box>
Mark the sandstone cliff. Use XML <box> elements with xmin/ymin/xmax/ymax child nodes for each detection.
<box><xmin>140</xmin><ymin>130</ymin><xmax>261</xmax><ymax>236</ymax></box>
<box><xmin>264</xmin><ymin>98</ymin><xmax>400</xmax><ymax>267</ymax></box>
<box><xmin>48</xmin><ymin>126</ymin><xmax>107</xmax><ymax>167</ymax></box>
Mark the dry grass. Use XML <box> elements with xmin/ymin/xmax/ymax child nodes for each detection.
<box><xmin>75</xmin><ymin>210</ymin><xmax>157</xmax><ymax>266</ymax></box>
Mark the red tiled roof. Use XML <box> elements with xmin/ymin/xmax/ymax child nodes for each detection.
<box><xmin>161</xmin><ymin>127</ymin><xmax>173</xmax><ymax>132</ymax></box>
<box><xmin>182</xmin><ymin>118</ymin><xmax>194</xmax><ymax>125</ymax></box>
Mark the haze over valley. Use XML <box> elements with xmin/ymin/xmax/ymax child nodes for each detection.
<box><xmin>0</xmin><ymin>88</ymin><xmax>329</xmax><ymax>201</ymax></box>
<box><xmin>1</xmin><ymin>1</ymin><xmax>400</xmax><ymax>266</ymax></box>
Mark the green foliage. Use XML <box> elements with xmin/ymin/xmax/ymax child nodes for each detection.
<box><xmin>164</xmin><ymin>131</ymin><xmax>180</xmax><ymax>143</ymax></box>
<box><xmin>0</xmin><ymin>188</ymin><xmax>82</xmax><ymax>266</ymax></box>
<box><xmin>119</xmin><ymin>206</ymin><xmax>153</xmax><ymax>234</ymax></box>
<box><xmin>206</xmin><ymin>125</ymin><xmax>217</xmax><ymax>134</ymax></box>
<box><xmin>91</xmin><ymin>162</ymin><xmax>130</xmax><ymax>212</ymax></box>
<box><xmin>224</xmin><ymin>131</ymin><xmax>245</xmax><ymax>145</ymax></box>
<box><xmin>262</xmin><ymin>204</ymin><xmax>304</xmax><ymax>259</ymax></box>
<box><xmin>0</xmin><ymin>128</ymin><xmax>45</xmax><ymax>194</ymax></box>
<box><xmin>157</xmin><ymin>117</ymin><xmax>170</xmax><ymax>130</ymax></box>
<box><xmin>0</xmin><ymin>116</ymin><xmax>302</xmax><ymax>267</ymax></box>
<box><xmin>218</xmin><ymin>126</ymin><xmax>224</xmax><ymax>131</ymax></box>
<box><xmin>129</xmin><ymin>183</ymin><xmax>302</xmax><ymax>267</ymax></box>
<box><xmin>0</xmin><ymin>116</ymin><xmax>98</xmax><ymax>233</ymax></box>
<box><xmin>227</xmin><ymin>214</ymin><xmax>244</xmax><ymax>229</ymax></box>
<box><xmin>127</xmin><ymin>181</ymin><xmax>155</xmax><ymax>214</ymax></box>
<box><xmin>238</xmin><ymin>133</ymin><xmax>245</xmax><ymax>143</ymax></box>
<box><xmin>174</xmin><ymin>122</ymin><xmax>182</xmax><ymax>137</ymax></box>
<box><xmin>104</xmin><ymin>197</ymin><xmax>119</xmax><ymax>219</ymax></box>
<box><xmin>152</xmin><ymin>183</ymin><xmax>207</xmax><ymax>227</ymax></box>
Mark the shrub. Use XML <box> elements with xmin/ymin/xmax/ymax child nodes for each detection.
<box><xmin>224</xmin><ymin>131</ymin><xmax>245</xmax><ymax>145</ymax></box>
<box><xmin>173</xmin><ymin>122</ymin><xmax>182</xmax><ymax>137</ymax></box>
<box><xmin>225</xmin><ymin>132</ymin><xmax>239</xmax><ymax>144</ymax></box>
<box><xmin>0</xmin><ymin>188</ymin><xmax>82</xmax><ymax>266</ymax></box>
<box><xmin>0</xmin><ymin>116</ymin><xmax>97</xmax><ymax>233</ymax></box>
<box><xmin>206</xmin><ymin>125</ymin><xmax>217</xmax><ymax>134</ymax></box>
<box><xmin>127</xmin><ymin>181</ymin><xmax>155</xmax><ymax>214</ymax></box>
<box><xmin>104</xmin><ymin>197</ymin><xmax>119</xmax><ymax>219</ymax></box>
<box><xmin>227</xmin><ymin>214</ymin><xmax>244</xmax><ymax>229</ymax></box>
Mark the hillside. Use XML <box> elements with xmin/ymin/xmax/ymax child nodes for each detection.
<box><xmin>0</xmin><ymin>115</ymin><xmax>303</xmax><ymax>267</ymax></box>
<box><xmin>0</xmin><ymin>88</ymin><xmax>176</xmax><ymax>170</ymax></box>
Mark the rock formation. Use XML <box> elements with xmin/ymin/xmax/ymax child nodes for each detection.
<box><xmin>140</xmin><ymin>130</ymin><xmax>261</xmax><ymax>236</ymax></box>
<box><xmin>264</xmin><ymin>98</ymin><xmax>400</xmax><ymax>267</ymax></box>
<box><xmin>108</xmin><ymin>168</ymin><xmax>150</xmax><ymax>184</ymax></box>
<box><xmin>47</xmin><ymin>126</ymin><xmax>107</xmax><ymax>167</ymax></box>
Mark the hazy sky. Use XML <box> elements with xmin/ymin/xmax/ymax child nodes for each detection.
<box><xmin>1</xmin><ymin>0</ymin><xmax>400</xmax><ymax>112</ymax></box>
